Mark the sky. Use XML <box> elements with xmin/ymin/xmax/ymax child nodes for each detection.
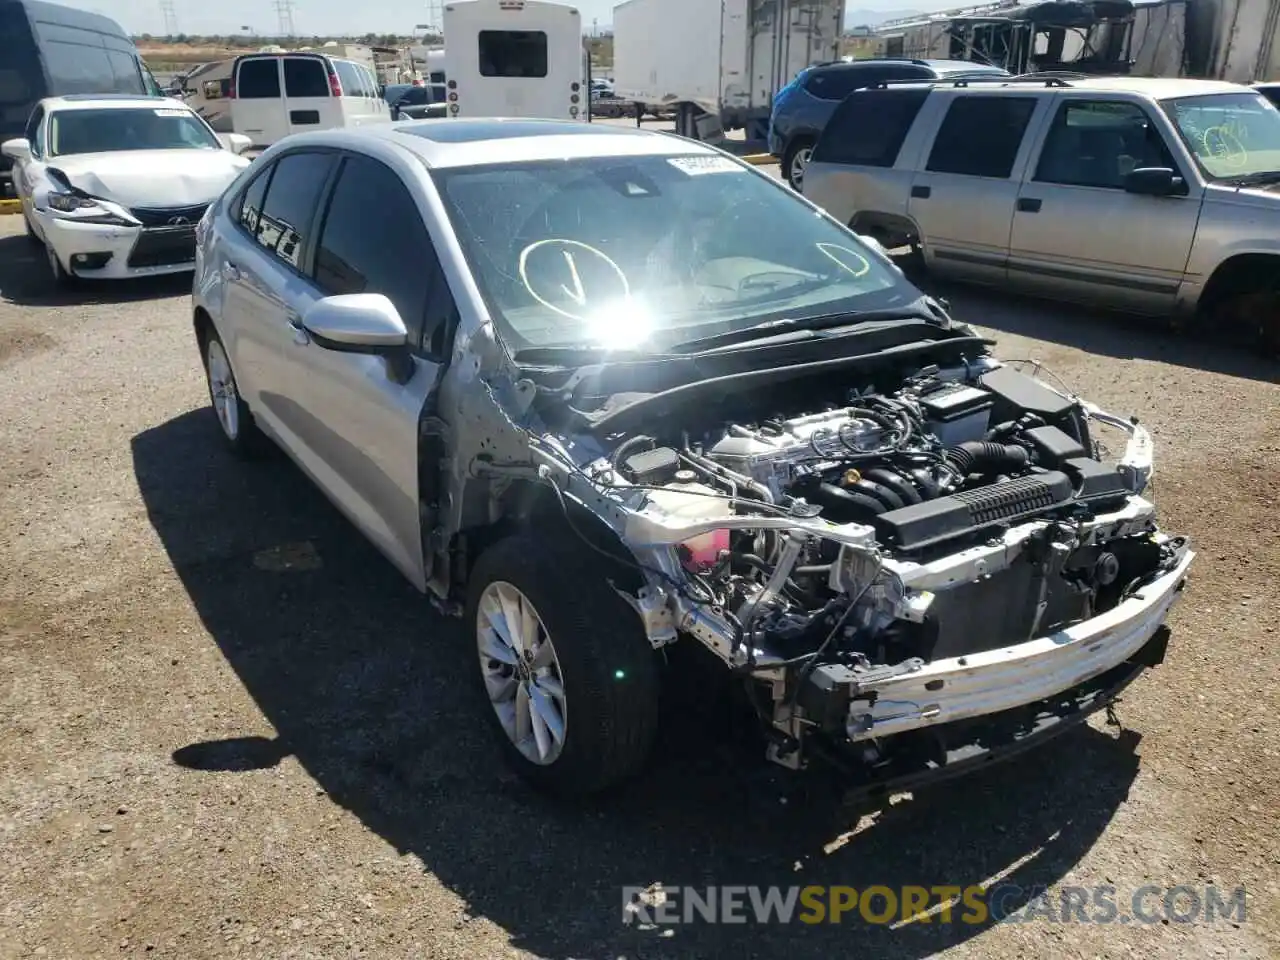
<box><xmin>63</xmin><ymin>0</ymin><xmax>936</xmax><ymax>40</ymax></box>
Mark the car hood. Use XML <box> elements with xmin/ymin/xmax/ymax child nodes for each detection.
<box><xmin>48</xmin><ymin>149</ymin><xmax>249</xmax><ymax>208</ymax></box>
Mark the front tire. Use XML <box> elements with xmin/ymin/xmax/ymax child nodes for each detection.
<box><xmin>1216</xmin><ymin>288</ymin><xmax>1280</xmax><ymax>357</ymax></box>
<box><xmin>201</xmin><ymin>327</ymin><xmax>270</xmax><ymax>458</ymax></box>
<box><xmin>44</xmin><ymin>240</ymin><xmax>73</xmax><ymax>287</ymax></box>
<box><xmin>466</xmin><ymin>534</ymin><xmax>661</xmax><ymax>796</ymax></box>
<box><xmin>23</xmin><ymin>209</ymin><xmax>41</xmax><ymax>246</ymax></box>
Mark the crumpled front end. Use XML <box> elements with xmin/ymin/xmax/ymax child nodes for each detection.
<box><xmin>523</xmin><ymin>359</ymin><xmax>1194</xmax><ymax>780</ymax></box>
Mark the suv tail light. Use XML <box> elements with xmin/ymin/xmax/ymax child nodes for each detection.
<box><xmin>328</xmin><ymin>68</ymin><xmax>343</xmax><ymax>98</ymax></box>
<box><xmin>228</xmin><ymin>79</ymin><xmax>236</xmax><ymax>98</ymax></box>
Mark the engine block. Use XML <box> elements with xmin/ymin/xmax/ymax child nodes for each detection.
<box><xmin>704</xmin><ymin>407</ymin><xmax>888</xmax><ymax>493</ymax></box>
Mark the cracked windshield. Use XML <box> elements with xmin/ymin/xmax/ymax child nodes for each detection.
<box><xmin>433</xmin><ymin>154</ymin><xmax>914</xmax><ymax>352</ymax></box>
<box><xmin>1165</xmin><ymin>91</ymin><xmax>1280</xmax><ymax>180</ymax></box>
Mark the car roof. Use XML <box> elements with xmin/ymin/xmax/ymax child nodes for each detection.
<box><xmin>866</xmin><ymin>74</ymin><xmax>1250</xmax><ymax>101</ymax></box>
<box><xmin>1064</xmin><ymin>76</ymin><xmax>1251</xmax><ymax>99</ymax></box>
<box><xmin>40</xmin><ymin>95</ymin><xmax>189</xmax><ymax>111</ymax></box>
<box><xmin>273</xmin><ymin>118</ymin><xmax>727</xmax><ymax>169</ymax></box>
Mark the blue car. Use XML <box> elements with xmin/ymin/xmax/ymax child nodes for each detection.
<box><xmin>769</xmin><ymin>58</ymin><xmax>1010</xmax><ymax>190</ymax></box>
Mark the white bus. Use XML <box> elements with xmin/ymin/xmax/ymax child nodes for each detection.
<box><xmin>441</xmin><ymin>0</ymin><xmax>584</xmax><ymax>121</ymax></box>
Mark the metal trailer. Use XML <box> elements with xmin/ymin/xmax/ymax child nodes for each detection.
<box><xmin>611</xmin><ymin>0</ymin><xmax>846</xmax><ymax>142</ymax></box>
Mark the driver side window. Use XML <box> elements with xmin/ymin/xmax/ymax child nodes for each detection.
<box><xmin>1035</xmin><ymin>100</ymin><xmax>1177</xmax><ymax>189</ymax></box>
<box><xmin>312</xmin><ymin>153</ymin><xmax>456</xmax><ymax>357</ymax></box>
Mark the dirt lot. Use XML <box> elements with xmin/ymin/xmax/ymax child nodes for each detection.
<box><xmin>0</xmin><ymin>192</ymin><xmax>1277</xmax><ymax>959</ymax></box>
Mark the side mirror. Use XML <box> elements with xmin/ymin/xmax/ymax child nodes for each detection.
<box><xmin>1</xmin><ymin>138</ymin><xmax>31</xmax><ymax>162</ymax></box>
<box><xmin>218</xmin><ymin>133</ymin><xmax>252</xmax><ymax>154</ymax></box>
<box><xmin>1124</xmin><ymin>166</ymin><xmax>1186</xmax><ymax>197</ymax></box>
<box><xmin>301</xmin><ymin>294</ymin><xmax>414</xmax><ymax>381</ymax></box>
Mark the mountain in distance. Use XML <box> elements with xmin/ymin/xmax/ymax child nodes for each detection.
<box><xmin>845</xmin><ymin>1</ymin><xmax>960</xmax><ymax>28</ymax></box>
<box><xmin>846</xmin><ymin>7</ymin><xmax>922</xmax><ymax>26</ymax></box>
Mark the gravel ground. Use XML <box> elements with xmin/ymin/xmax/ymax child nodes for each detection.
<box><xmin>0</xmin><ymin>195</ymin><xmax>1277</xmax><ymax>960</ymax></box>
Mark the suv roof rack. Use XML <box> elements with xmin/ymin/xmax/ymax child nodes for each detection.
<box><xmin>869</xmin><ymin>75</ymin><xmax>1073</xmax><ymax>89</ymax></box>
<box><xmin>811</xmin><ymin>56</ymin><xmax>934</xmax><ymax>69</ymax></box>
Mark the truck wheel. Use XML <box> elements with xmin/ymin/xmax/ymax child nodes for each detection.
<box><xmin>1217</xmin><ymin>288</ymin><xmax>1280</xmax><ymax>357</ymax></box>
<box><xmin>466</xmin><ymin>533</ymin><xmax>661</xmax><ymax>796</ymax></box>
<box><xmin>783</xmin><ymin>137</ymin><xmax>816</xmax><ymax>191</ymax></box>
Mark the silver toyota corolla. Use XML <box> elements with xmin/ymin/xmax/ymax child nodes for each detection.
<box><xmin>191</xmin><ymin>119</ymin><xmax>1193</xmax><ymax>799</ymax></box>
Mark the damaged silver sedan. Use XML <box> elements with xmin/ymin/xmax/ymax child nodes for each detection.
<box><xmin>192</xmin><ymin>119</ymin><xmax>1194</xmax><ymax>797</ymax></box>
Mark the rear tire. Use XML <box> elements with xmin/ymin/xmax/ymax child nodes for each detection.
<box><xmin>783</xmin><ymin>136</ymin><xmax>816</xmax><ymax>191</ymax></box>
<box><xmin>466</xmin><ymin>534</ymin><xmax>661</xmax><ymax>797</ymax></box>
<box><xmin>201</xmin><ymin>326</ymin><xmax>271</xmax><ymax>458</ymax></box>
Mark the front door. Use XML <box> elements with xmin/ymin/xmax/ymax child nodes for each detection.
<box><xmin>284</xmin><ymin>151</ymin><xmax>455</xmax><ymax>589</ymax></box>
<box><xmin>1007</xmin><ymin>98</ymin><xmax>1202</xmax><ymax>314</ymax></box>
<box><xmin>907</xmin><ymin>93</ymin><xmax>1046</xmax><ymax>286</ymax></box>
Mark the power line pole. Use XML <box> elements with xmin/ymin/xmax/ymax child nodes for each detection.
<box><xmin>159</xmin><ymin>0</ymin><xmax>177</xmax><ymax>36</ymax></box>
<box><xmin>273</xmin><ymin>0</ymin><xmax>297</xmax><ymax>38</ymax></box>
<box><xmin>424</xmin><ymin>0</ymin><xmax>444</xmax><ymax>35</ymax></box>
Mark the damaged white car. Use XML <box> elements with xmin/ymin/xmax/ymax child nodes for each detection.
<box><xmin>2</xmin><ymin>95</ymin><xmax>251</xmax><ymax>285</ymax></box>
<box><xmin>191</xmin><ymin>120</ymin><xmax>1194</xmax><ymax>798</ymax></box>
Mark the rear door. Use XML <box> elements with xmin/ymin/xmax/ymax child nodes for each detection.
<box><xmin>282</xmin><ymin>55</ymin><xmax>335</xmax><ymax>136</ymax></box>
<box><xmin>231</xmin><ymin>56</ymin><xmax>285</xmax><ymax>145</ymax></box>
<box><xmin>803</xmin><ymin>88</ymin><xmax>932</xmax><ymax>235</ymax></box>
<box><xmin>217</xmin><ymin>149</ymin><xmax>338</xmax><ymax>442</ymax></box>
<box><xmin>1007</xmin><ymin>97</ymin><xmax>1201</xmax><ymax>314</ymax></box>
<box><xmin>907</xmin><ymin>92</ymin><xmax>1048</xmax><ymax>285</ymax></box>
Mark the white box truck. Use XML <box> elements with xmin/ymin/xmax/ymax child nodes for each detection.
<box><xmin>442</xmin><ymin>0</ymin><xmax>585</xmax><ymax>120</ymax></box>
<box><xmin>611</xmin><ymin>0</ymin><xmax>846</xmax><ymax>141</ymax></box>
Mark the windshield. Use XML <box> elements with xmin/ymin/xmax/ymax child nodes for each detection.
<box><xmin>432</xmin><ymin>154</ymin><xmax>917</xmax><ymax>353</ymax></box>
<box><xmin>49</xmin><ymin>106</ymin><xmax>220</xmax><ymax>157</ymax></box>
<box><xmin>1163</xmin><ymin>92</ymin><xmax>1280</xmax><ymax>180</ymax></box>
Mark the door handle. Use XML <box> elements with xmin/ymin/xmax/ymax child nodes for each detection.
<box><xmin>1017</xmin><ymin>197</ymin><xmax>1042</xmax><ymax>213</ymax></box>
<box><xmin>911</xmin><ymin>184</ymin><xmax>932</xmax><ymax>199</ymax></box>
<box><xmin>221</xmin><ymin>261</ymin><xmax>241</xmax><ymax>281</ymax></box>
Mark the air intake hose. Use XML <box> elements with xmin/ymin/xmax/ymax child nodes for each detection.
<box><xmin>944</xmin><ymin>441</ymin><xmax>1029</xmax><ymax>477</ymax></box>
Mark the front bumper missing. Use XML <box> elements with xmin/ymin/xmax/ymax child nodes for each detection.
<box><xmin>830</xmin><ymin>624</ymin><xmax>1171</xmax><ymax>805</ymax></box>
<box><xmin>834</xmin><ymin>545</ymin><xmax>1193</xmax><ymax>743</ymax></box>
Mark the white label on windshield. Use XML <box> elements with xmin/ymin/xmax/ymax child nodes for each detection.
<box><xmin>153</xmin><ymin>108</ymin><xmax>188</xmax><ymax>117</ymax></box>
<box><xmin>667</xmin><ymin>156</ymin><xmax>742</xmax><ymax>176</ymax></box>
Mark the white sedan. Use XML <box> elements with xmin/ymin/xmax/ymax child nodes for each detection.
<box><xmin>1</xmin><ymin>95</ymin><xmax>253</xmax><ymax>285</ymax></box>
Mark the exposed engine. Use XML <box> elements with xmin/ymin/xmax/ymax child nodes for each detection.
<box><xmin>528</xmin><ymin>359</ymin><xmax>1190</xmax><ymax>772</ymax></box>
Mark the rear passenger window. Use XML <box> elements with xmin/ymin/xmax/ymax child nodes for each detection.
<box><xmin>253</xmin><ymin>152</ymin><xmax>334</xmax><ymax>269</ymax></box>
<box><xmin>313</xmin><ymin>154</ymin><xmax>443</xmax><ymax>350</ymax></box>
<box><xmin>478</xmin><ymin>30</ymin><xmax>548</xmax><ymax>78</ymax></box>
<box><xmin>804</xmin><ymin>66</ymin><xmax>929</xmax><ymax>101</ymax></box>
<box><xmin>334</xmin><ymin>60</ymin><xmax>362</xmax><ymax>96</ymax></box>
<box><xmin>284</xmin><ymin>57</ymin><xmax>329</xmax><ymax>98</ymax></box>
<box><xmin>811</xmin><ymin>88</ymin><xmax>930</xmax><ymax>167</ymax></box>
<box><xmin>235</xmin><ymin>165</ymin><xmax>272</xmax><ymax>235</ymax></box>
<box><xmin>925</xmin><ymin>96</ymin><xmax>1037</xmax><ymax>178</ymax></box>
<box><xmin>237</xmin><ymin>59</ymin><xmax>281</xmax><ymax>98</ymax></box>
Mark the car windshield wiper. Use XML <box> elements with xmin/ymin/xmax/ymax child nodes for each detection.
<box><xmin>664</xmin><ymin>307</ymin><xmax>936</xmax><ymax>353</ymax></box>
<box><xmin>1219</xmin><ymin>170</ymin><xmax>1280</xmax><ymax>186</ymax></box>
